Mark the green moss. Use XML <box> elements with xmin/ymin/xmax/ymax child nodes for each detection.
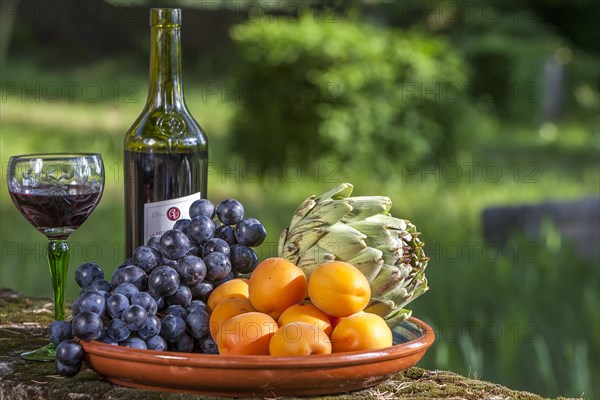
<box><xmin>0</xmin><ymin>288</ymin><xmax>71</xmax><ymax>325</ymax></box>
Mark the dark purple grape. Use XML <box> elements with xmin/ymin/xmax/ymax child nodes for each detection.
<box><xmin>216</xmin><ymin>199</ymin><xmax>244</xmax><ymax>225</ymax></box>
<box><xmin>146</xmin><ymin>335</ymin><xmax>167</xmax><ymax>351</ymax></box>
<box><xmin>152</xmin><ymin>294</ymin><xmax>166</xmax><ymax>312</ymax></box>
<box><xmin>132</xmin><ymin>246</ymin><xmax>162</xmax><ymax>273</ymax></box>
<box><xmin>202</xmin><ymin>238</ymin><xmax>230</xmax><ymax>258</ymax></box>
<box><xmin>97</xmin><ymin>331</ymin><xmax>118</xmax><ymax>345</ymax></box>
<box><xmin>121</xmin><ymin>305</ymin><xmax>148</xmax><ymax>331</ymax></box>
<box><xmin>213</xmin><ymin>225</ymin><xmax>237</xmax><ymax>246</ymax></box>
<box><xmin>56</xmin><ymin>339</ymin><xmax>83</xmax><ymax>366</ymax></box>
<box><xmin>186</xmin><ymin>310</ymin><xmax>210</xmax><ymax>339</ymax></box>
<box><xmin>160</xmin><ymin>314</ymin><xmax>186</xmax><ymax>343</ymax></box>
<box><xmin>49</xmin><ymin>321</ymin><xmax>72</xmax><ymax>345</ymax></box>
<box><xmin>77</xmin><ymin>285</ymin><xmax>110</xmax><ymax>300</ymax></box>
<box><xmin>148</xmin><ymin>266</ymin><xmax>180</xmax><ymax>297</ymax></box>
<box><xmin>99</xmin><ymin>290</ymin><xmax>111</xmax><ymax>301</ymax></box>
<box><xmin>75</xmin><ymin>262</ymin><xmax>104</xmax><ymax>289</ymax></box>
<box><xmin>204</xmin><ymin>252</ymin><xmax>232</xmax><ymax>281</ymax></box>
<box><xmin>161</xmin><ymin>258</ymin><xmax>179</xmax><ymax>269</ymax></box>
<box><xmin>111</xmin><ymin>265</ymin><xmax>147</xmax><ymax>290</ymax></box>
<box><xmin>106</xmin><ymin>293</ymin><xmax>130</xmax><ymax>319</ymax></box>
<box><xmin>171</xmin><ymin>333</ymin><xmax>194</xmax><ymax>353</ymax></box>
<box><xmin>165</xmin><ymin>285</ymin><xmax>192</xmax><ymax>307</ymax></box>
<box><xmin>114</xmin><ymin>282</ymin><xmax>139</xmax><ymax>299</ymax></box>
<box><xmin>164</xmin><ymin>304</ymin><xmax>188</xmax><ymax>320</ymax></box>
<box><xmin>230</xmin><ymin>245</ymin><xmax>259</xmax><ymax>274</ymax></box>
<box><xmin>131</xmin><ymin>292</ymin><xmax>158</xmax><ymax>315</ymax></box>
<box><xmin>106</xmin><ymin>319</ymin><xmax>131</xmax><ymax>342</ymax></box>
<box><xmin>147</xmin><ymin>236</ymin><xmax>160</xmax><ymax>249</ymax></box>
<box><xmin>71</xmin><ymin>299</ymin><xmax>81</xmax><ymax>316</ymax></box>
<box><xmin>173</xmin><ymin>218</ymin><xmax>191</xmax><ymax>234</ymax></box>
<box><xmin>77</xmin><ymin>290</ymin><xmax>106</xmax><ymax>315</ymax></box>
<box><xmin>119</xmin><ymin>259</ymin><xmax>135</xmax><ymax>268</ymax></box>
<box><xmin>212</xmin><ymin>272</ymin><xmax>234</xmax><ymax>286</ymax></box>
<box><xmin>234</xmin><ymin>218</ymin><xmax>267</xmax><ymax>247</ymax></box>
<box><xmin>56</xmin><ymin>359</ymin><xmax>81</xmax><ymax>377</ymax></box>
<box><xmin>186</xmin><ymin>246</ymin><xmax>203</xmax><ymax>258</ymax></box>
<box><xmin>138</xmin><ymin>315</ymin><xmax>161</xmax><ymax>341</ymax></box>
<box><xmin>187</xmin><ymin>216</ymin><xmax>216</xmax><ymax>245</ymax></box>
<box><xmin>89</xmin><ymin>279</ymin><xmax>111</xmax><ymax>292</ymax></box>
<box><xmin>175</xmin><ymin>255</ymin><xmax>207</xmax><ymax>286</ymax></box>
<box><xmin>122</xmin><ymin>337</ymin><xmax>147</xmax><ymax>350</ymax></box>
<box><xmin>72</xmin><ymin>311</ymin><xmax>103</xmax><ymax>341</ymax></box>
<box><xmin>199</xmin><ymin>335</ymin><xmax>219</xmax><ymax>354</ymax></box>
<box><xmin>189</xmin><ymin>281</ymin><xmax>213</xmax><ymax>302</ymax></box>
<box><xmin>158</xmin><ymin>229</ymin><xmax>191</xmax><ymax>260</ymax></box>
<box><xmin>189</xmin><ymin>199</ymin><xmax>215</xmax><ymax>219</ymax></box>
<box><xmin>186</xmin><ymin>300</ymin><xmax>207</xmax><ymax>315</ymax></box>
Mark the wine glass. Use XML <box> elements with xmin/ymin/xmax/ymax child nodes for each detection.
<box><xmin>6</xmin><ymin>153</ymin><xmax>104</xmax><ymax>361</ymax></box>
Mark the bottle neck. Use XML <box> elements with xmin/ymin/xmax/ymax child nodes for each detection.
<box><xmin>146</xmin><ymin>25</ymin><xmax>184</xmax><ymax>110</ymax></box>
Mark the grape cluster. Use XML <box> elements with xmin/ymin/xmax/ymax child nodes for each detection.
<box><xmin>50</xmin><ymin>198</ymin><xmax>266</xmax><ymax>376</ymax></box>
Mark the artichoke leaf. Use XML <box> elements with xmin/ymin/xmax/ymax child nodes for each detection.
<box><xmin>285</xmin><ymin>227</ymin><xmax>328</xmax><ymax>255</ymax></box>
<box><xmin>297</xmin><ymin>245</ymin><xmax>335</xmax><ymax>277</ymax></box>
<box><xmin>277</xmin><ymin>228</ymin><xmax>289</xmax><ymax>259</ymax></box>
<box><xmin>347</xmin><ymin>247</ymin><xmax>384</xmax><ymax>282</ymax></box>
<box><xmin>318</xmin><ymin>223</ymin><xmax>367</xmax><ymax>260</ymax></box>
<box><xmin>341</xmin><ymin>196</ymin><xmax>392</xmax><ymax>222</ymax></box>
<box><xmin>314</xmin><ymin>182</ymin><xmax>354</xmax><ymax>202</ymax></box>
<box><xmin>307</xmin><ymin>199</ymin><xmax>353</xmax><ymax>226</ymax></box>
<box><xmin>364</xmin><ymin>298</ymin><xmax>396</xmax><ymax>318</ymax></box>
<box><xmin>289</xmin><ymin>196</ymin><xmax>317</xmax><ymax>228</ymax></box>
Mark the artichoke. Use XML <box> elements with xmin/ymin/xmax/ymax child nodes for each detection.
<box><xmin>278</xmin><ymin>183</ymin><xmax>429</xmax><ymax>327</ymax></box>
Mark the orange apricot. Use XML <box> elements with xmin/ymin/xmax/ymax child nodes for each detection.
<box><xmin>248</xmin><ymin>257</ymin><xmax>308</xmax><ymax>320</ymax></box>
<box><xmin>330</xmin><ymin>312</ymin><xmax>392</xmax><ymax>353</ymax></box>
<box><xmin>206</xmin><ymin>278</ymin><xmax>250</xmax><ymax>313</ymax></box>
<box><xmin>215</xmin><ymin>312</ymin><xmax>278</xmax><ymax>356</ymax></box>
<box><xmin>269</xmin><ymin>322</ymin><xmax>332</xmax><ymax>356</ymax></box>
<box><xmin>277</xmin><ymin>303</ymin><xmax>333</xmax><ymax>336</ymax></box>
<box><xmin>209</xmin><ymin>297</ymin><xmax>256</xmax><ymax>339</ymax></box>
<box><xmin>307</xmin><ymin>261</ymin><xmax>370</xmax><ymax>317</ymax></box>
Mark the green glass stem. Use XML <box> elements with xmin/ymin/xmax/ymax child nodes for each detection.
<box><xmin>20</xmin><ymin>240</ymin><xmax>70</xmax><ymax>361</ymax></box>
<box><xmin>48</xmin><ymin>239</ymin><xmax>70</xmax><ymax>322</ymax></box>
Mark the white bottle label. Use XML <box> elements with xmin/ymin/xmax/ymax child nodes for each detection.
<box><xmin>144</xmin><ymin>192</ymin><xmax>201</xmax><ymax>244</ymax></box>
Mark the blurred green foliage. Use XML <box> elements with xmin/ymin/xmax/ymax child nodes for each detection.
<box><xmin>419</xmin><ymin>226</ymin><xmax>599</xmax><ymax>398</ymax></box>
<box><xmin>229</xmin><ymin>16</ymin><xmax>483</xmax><ymax>174</ymax></box>
<box><xmin>372</xmin><ymin>0</ymin><xmax>600</xmax><ymax>125</ymax></box>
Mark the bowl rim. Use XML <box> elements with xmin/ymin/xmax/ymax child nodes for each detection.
<box><xmin>81</xmin><ymin>316</ymin><xmax>435</xmax><ymax>369</ymax></box>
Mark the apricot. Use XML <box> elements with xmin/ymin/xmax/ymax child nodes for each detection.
<box><xmin>330</xmin><ymin>312</ymin><xmax>392</xmax><ymax>353</ymax></box>
<box><xmin>248</xmin><ymin>257</ymin><xmax>308</xmax><ymax>319</ymax></box>
<box><xmin>270</xmin><ymin>322</ymin><xmax>332</xmax><ymax>356</ymax></box>
<box><xmin>215</xmin><ymin>312</ymin><xmax>278</xmax><ymax>356</ymax></box>
<box><xmin>307</xmin><ymin>261</ymin><xmax>371</xmax><ymax>317</ymax></box>
<box><xmin>277</xmin><ymin>303</ymin><xmax>333</xmax><ymax>336</ymax></box>
<box><xmin>206</xmin><ymin>278</ymin><xmax>250</xmax><ymax>313</ymax></box>
<box><xmin>209</xmin><ymin>297</ymin><xmax>256</xmax><ymax>339</ymax></box>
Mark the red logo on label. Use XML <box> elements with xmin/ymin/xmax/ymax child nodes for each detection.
<box><xmin>167</xmin><ymin>207</ymin><xmax>181</xmax><ymax>221</ymax></box>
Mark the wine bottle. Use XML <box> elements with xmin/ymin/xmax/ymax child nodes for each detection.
<box><xmin>124</xmin><ymin>8</ymin><xmax>208</xmax><ymax>257</ymax></box>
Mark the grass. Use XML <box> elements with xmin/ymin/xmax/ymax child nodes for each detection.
<box><xmin>1</xmin><ymin>60</ymin><xmax>598</xmax><ymax>399</ymax></box>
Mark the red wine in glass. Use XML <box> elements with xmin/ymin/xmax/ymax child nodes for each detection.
<box><xmin>10</xmin><ymin>185</ymin><xmax>102</xmax><ymax>238</ymax></box>
<box><xmin>6</xmin><ymin>153</ymin><xmax>104</xmax><ymax>361</ymax></box>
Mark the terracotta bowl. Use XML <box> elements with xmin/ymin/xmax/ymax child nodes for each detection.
<box><xmin>81</xmin><ymin>317</ymin><xmax>434</xmax><ymax>398</ymax></box>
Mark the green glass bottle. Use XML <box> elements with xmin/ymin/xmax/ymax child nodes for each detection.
<box><xmin>124</xmin><ymin>8</ymin><xmax>208</xmax><ymax>257</ymax></box>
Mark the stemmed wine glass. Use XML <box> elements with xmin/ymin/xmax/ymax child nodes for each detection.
<box><xmin>6</xmin><ymin>153</ymin><xmax>104</xmax><ymax>361</ymax></box>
